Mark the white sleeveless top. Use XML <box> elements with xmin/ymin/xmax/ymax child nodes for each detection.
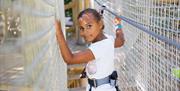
<box><xmin>86</xmin><ymin>34</ymin><xmax>116</xmax><ymax>91</ymax></box>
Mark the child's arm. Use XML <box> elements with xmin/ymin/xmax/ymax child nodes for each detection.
<box><xmin>55</xmin><ymin>20</ymin><xmax>95</xmax><ymax>64</ymax></box>
<box><xmin>114</xmin><ymin>28</ymin><xmax>124</xmax><ymax>48</ymax></box>
<box><xmin>114</xmin><ymin>17</ymin><xmax>125</xmax><ymax>48</ymax></box>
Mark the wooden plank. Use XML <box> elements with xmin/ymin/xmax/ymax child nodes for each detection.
<box><xmin>68</xmin><ymin>64</ymin><xmax>86</xmax><ymax>69</ymax></box>
<box><xmin>68</xmin><ymin>74</ymin><xmax>80</xmax><ymax>80</ymax></box>
<box><xmin>69</xmin><ymin>87</ymin><xmax>86</xmax><ymax>91</ymax></box>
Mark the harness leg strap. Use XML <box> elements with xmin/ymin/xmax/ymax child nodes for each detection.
<box><xmin>89</xmin><ymin>85</ymin><xmax>92</xmax><ymax>91</ymax></box>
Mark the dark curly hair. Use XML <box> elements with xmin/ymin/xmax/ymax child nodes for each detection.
<box><xmin>77</xmin><ymin>8</ymin><xmax>104</xmax><ymax>30</ymax></box>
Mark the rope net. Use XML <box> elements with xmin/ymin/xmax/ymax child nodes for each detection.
<box><xmin>0</xmin><ymin>0</ymin><xmax>67</xmax><ymax>91</ymax></box>
<box><xmin>94</xmin><ymin>0</ymin><xmax>180</xmax><ymax>91</ymax></box>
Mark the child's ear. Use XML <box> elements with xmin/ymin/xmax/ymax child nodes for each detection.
<box><xmin>99</xmin><ymin>20</ymin><xmax>104</xmax><ymax>30</ymax></box>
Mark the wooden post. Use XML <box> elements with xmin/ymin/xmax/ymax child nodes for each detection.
<box><xmin>4</xmin><ymin>9</ymin><xmax>7</xmax><ymax>40</ymax></box>
<box><xmin>85</xmin><ymin>0</ymin><xmax>90</xmax><ymax>9</ymax></box>
<box><xmin>76</xmin><ymin>0</ymin><xmax>85</xmax><ymax>45</ymax></box>
<box><xmin>72</xmin><ymin>0</ymin><xmax>78</xmax><ymax>37</ymax></box>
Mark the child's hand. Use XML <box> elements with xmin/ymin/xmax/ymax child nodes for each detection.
<box><xmin>114</xmin><ymin>17</ymin><xmax>122</xmax><ymax>31</ymax></box>
<box><xmin>55</xmin><ymin>20</ymin><xmax>62</xmax><ymax>30</ymax></box>
<box><xmin>114</xmin><ymin>17</ymin><xmax>121</xmax><ymax>25</ymax></box>
<box><xmin>55</xmin><ymin>20</ymin><xmax>63</xmax><ymax>37</ymax></box>
<box><xmin>113</xmin><ymin>17</ymin><xmax>121</xmax><ymax>25</ymax></box>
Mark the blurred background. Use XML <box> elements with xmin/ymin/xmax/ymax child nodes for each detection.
<box><xmin>0</xmin><ymin>0</ymin><xmax>180</xmax><ymax>91</ymax></box>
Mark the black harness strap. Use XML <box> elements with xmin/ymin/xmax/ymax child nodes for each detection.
<box><xmin>88</xmin><ymin>71</ymin><xmax>120</xmax><ymax>91</ymax></box>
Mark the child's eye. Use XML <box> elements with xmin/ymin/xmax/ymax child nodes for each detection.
<box><xmin>80</xmin><ymin>27</ymin><xmax>84</xmax><ymax>31</ymax></box>
<box><xmin>86</xmin><ymin>25</ymin><xmax>92</xmax><ymax>29</ymax></box>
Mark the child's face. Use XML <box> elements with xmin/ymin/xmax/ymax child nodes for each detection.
<box><xmin>78</xmin><ymin>13</ymin><xmax>103</xmax><ymax>43</ymax></box>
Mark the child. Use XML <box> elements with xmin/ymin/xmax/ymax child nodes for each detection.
<box><xmin>55</xmin><ymin>8</ymin><xmax>124</xmax><ymax>91</ymax></box>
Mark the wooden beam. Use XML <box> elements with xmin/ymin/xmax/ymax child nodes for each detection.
<box><xmin>85</xmin><ymin>0</ymin><xmax>90</xmax><ymax>8</ymax></box>
<box><xmin>65</xmin><ymin>1</ymin><xmax>75</xmax><ymax>10</ymax></box>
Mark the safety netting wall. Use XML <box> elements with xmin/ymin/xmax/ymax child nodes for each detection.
<box><xmin>93</xmin><ymin>0</ymin><xmax>180</xmax><ymax>91</ymax></box>
<box><xmin>0</xmin><ymin>0</ymin><xmax>67</xmax><ymax>91</ymax></box>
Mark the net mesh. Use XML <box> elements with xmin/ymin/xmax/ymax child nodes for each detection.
<box><xmin>0</xmin><ymin>0</ymin><xmax>67</xmax><ymax>91</ymax></box>
<box><xmin>94</xmin><ymin>0</ymin><xmax>180</xmax><ymax>91</ymax></box>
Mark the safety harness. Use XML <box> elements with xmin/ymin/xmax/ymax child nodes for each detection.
<box><xmin>80</xmin><ymin>69</ymin><xmax>120</xmax><ymax>91</ymax></box>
